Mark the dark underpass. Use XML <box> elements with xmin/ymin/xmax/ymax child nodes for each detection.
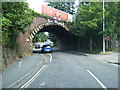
<box><xmin>33</xmin><ymin>24</ymin><xmax>102</xmax><ymax>52</ymax></box>
<box><xmin>37</xmin><ymin>25</ymin><xmax>78</xmax><ymax>51</ymax></box>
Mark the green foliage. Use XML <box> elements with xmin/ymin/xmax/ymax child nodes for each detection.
<box><xmin>2</xmin><ymin>2</ymin><xmax>39</xmax><ymax>48</ymax></box>
<box><xmin>0</xmin><ymin>35</ymin><xmax>1</xmax><ymax>47</ymax></box>
<box><xmin>98</xmin><ymin>2</ymin><xmax>120</xmax><ymax>40</ymax></box>
<box><xmin>48</xmin><ymin>2</ymin><xmax>75</xmax><ymax>14</ymax></box>
<box><xmin>33</xmin><ymin>32</ymin><xmax>59</xmax><ymax>47</ymax></box>
<box><xmin>48</xmin><ymin>34</ymin><xmax>58</xmax><ymax>47</ymax></box>
<box><xmin>69</xmin><ymin>2</ymin><xmax>103</xmax><ymax>37</ymax></box>
<box><xmin>69</xmin><ymin>2</ymin><xmax>120</xmax><ymax>40</ymax></box>
<box><xmin>0</xmin><ymin>3</ymin><xmax>2</xmax><ymax>45</ymax></box>
<box><xmin>2</xmin><ymin>17</ymin><xmax>12</xmax><ymax>47</ymax></box>
<box><xmin>2</xmin><ymin>2</ymin><xmax>34</xmax><ymax>33</ymax></box>
<box><xmin>32</xmin><ymin>32</ymin><xmax>48</xmax><ymax>43</ymax></box>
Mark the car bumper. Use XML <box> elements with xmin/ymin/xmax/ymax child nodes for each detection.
<box><xmin>32</xmin><ymin>50</ymin><xmax>41</xmax><ymax>53</ymax></box>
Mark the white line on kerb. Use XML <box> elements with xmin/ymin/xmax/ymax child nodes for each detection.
<box><xmin>87</xmin><ymin>70</ymin><xmax>107</xmax><ymax>90</ymax></box>
<box><xmin>21</xmin><ymin>65</ymin><xmax>46</xmax><ymax>88</ymax></box>
<box><xmin>48</xmin><ymin>54</ymin><xmax>52</xmax><ymax>62</ymax></box>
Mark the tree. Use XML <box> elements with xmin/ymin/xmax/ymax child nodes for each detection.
<box><xmin>70</xmin><ymin>2</ymin><xmax>103</xmax><ymax>37</ymax></box>
<box><xmin>69</xmin><ymin>2</ymin><xmax>120</xmax><ymax>51</ymax></box>
<box><xmin>100</xmin><ymin>2</ymin><xmax>120</xmax><ymax>40</ymax></box>
<box><xmin>2</xmin><ymin>2</ymin><xmax>39</xmax><ymax>48</ymax></box>
<box><xmin>70</xmin><ymin>2</ymin><xmax>120</xmax><ymax>39</ymax></box>
<box><xmin>0</xmin><ymin>3</ymin><xmax>2</xmax><ymax>46</ymax></box>
<box><xmin>32</xmin><ymin>32</ymin><xmax>48</xmax><ymax>43</ymax></box>
<box><xmin>48</xmin><ymin>34</ymin><xmax>58</xmax><ymax>47</ymax></box>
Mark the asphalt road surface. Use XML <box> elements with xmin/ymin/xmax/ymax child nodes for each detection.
<box><xmin>2</xmin><ymin>52</ymin><xmax>119</xmax><ymax>89</ymax></box>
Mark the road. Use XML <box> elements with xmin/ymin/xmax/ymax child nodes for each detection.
<box><xmin>2</xmin><ymin>52</ymin><xmax>119</xmax><ymax>89</ymax></box>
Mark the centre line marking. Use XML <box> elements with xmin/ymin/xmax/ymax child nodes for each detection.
<box><xmin>21</xmin><ymin>65</ymin><xmax>46</xmax><ymax>88</ymax></box>
<box><xmin>87</xmin><ymin>70</ymin><xmax>107</xmax><ymax>90</ymax></box>
<box><xmin>40</xmin><ymin>54</ymin><xmax>47</xmax><ymax>63</ymax></box>
<box><xmin>48</xmin><ymin>54</ymin><xmax>52</xmax><ymax>62</ymax></box>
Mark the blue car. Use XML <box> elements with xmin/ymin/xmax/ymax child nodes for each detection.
<box><xmin>42</xmin><ymin>45</ymin><xmax>53</xmax><ymax>53</ymax></box>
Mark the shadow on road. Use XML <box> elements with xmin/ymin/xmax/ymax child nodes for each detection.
<box><xmin>57</xmin><ymin>50</ymin><xmax>87</xmax><ymax>56</ymax></box>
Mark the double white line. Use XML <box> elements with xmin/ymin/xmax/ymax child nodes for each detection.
<box><xmin>20</xmin><ymin>54</ymin><xmax>52</xmax><ymax>88</ymax></box>
<box><xmin>21</xmin><ymin>65</ymin><xmax>46</xmax><ymax>88</ymax></box>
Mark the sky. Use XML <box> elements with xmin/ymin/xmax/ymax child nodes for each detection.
<box><xmin>26</xmin><ymin>0</ymin><xmax>47</xmax><ymax>13</ymax></box>
<box><xmin>26</xmin><ymin>0</ymin><xmax>49</xmax><ymax>35</ymax></box>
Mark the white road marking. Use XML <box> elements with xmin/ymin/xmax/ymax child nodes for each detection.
<box><xmin>8</xmin><ymin>59</ymin><xmax>42</xmax><ymax>88</ymax></box>
<box><xmin>7</xmin><ymin>72</ymin><xmax>30</xmax><ymax>88</ymax></box>
<box><xmin>9</xmin><ymin>54</ymin><xmax>48</xmax><ymax>88</ymax></box>
<box><xmin>40</xmin><ymin>82</ymin><xmax>46</xmax><ymax>86</ymax></box>
<box><xmin>21</xmin><ymin>65</ymin><xmax>46</xmax><ymax>88</ymax></box>
<box><xmin>19</xmin><ymin>60</ymin><xmax>22</xmax><ymax>68</ymax></box>
<box><xmin>48</xmin><ymin>54</ymin><xmax>52</xmax><ymax>62</ymax></box>
<box><xmin>39</xmin><ymin>82</ymin><xmax>46</xmax><ymax>88</ymax></box>
<box><xmin>40</xmin><ymin>54</ymin><xmax>47</xmax><ymax>63</ymax></box>
<box><xmin>87</xmin><ymin>70</ymin><xmax>107</xmax><ymax>90</ymax></box>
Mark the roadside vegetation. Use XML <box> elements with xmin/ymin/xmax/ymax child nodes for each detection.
<box><xmin>1</xmin><ymin>1</ymin><xmax>120</xmax><ymax>70</ymax></box>
<box><xmin>2</xmin><ymin>2</ymin><xmax>40</xmax><ymax>49</ymax></box>
<box><xmin>0</xmin><ymin>3</ymin><xmax>1</xmax><ymax>44</ymax></box>
<box><xmin>1</xmin><ymin>2</ymin><xmax>40</xmax><ymax>69</ymax></box>
<box><xmin>32</xmin><ymin>32</ymin><xmax>48</xmax><ymax>43</ymax></box>
<box><xmin>32</xmin><ymin>32</ymin><xmax>59</xmax><ymax>48</ymax></box>
<box><xmin>48</xmin><ymin>2</ymin><xmax>120</xmax><ymax>53</ymax></box>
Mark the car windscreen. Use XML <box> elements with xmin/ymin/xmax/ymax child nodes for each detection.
<box><xmin>45</xmin><ymin>46</ymin><xmax>51</xmax><ymax>48</ymax></box>
<box><xmin>35</xmin><ymin>44</ymin><xmax>40</xmax><ymax>48</ymax></box>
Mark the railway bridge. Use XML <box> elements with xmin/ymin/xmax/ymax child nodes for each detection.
<box><xmin>17</xmin><ymin>16</ymin><xmax>78</xmax><ymax>55</ymax></box>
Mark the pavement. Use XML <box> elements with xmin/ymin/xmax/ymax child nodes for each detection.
<box><xmin>86</xmin><ymin>52</ymin><xmax>119</xmax><ymax>65</ymax></box>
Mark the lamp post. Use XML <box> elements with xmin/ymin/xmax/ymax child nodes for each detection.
<box><xmin>103</xmin><ymin>0</ymin><xmax>105</xmax><ymax>52</ymax></box>
<box><xmin>73</xmin><ymin>0</ymin><xmax>79</xmax><ymax>22</ymax></box>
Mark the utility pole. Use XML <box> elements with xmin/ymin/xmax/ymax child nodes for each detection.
<box><xmin>103</xmin><ymin>0</ymin><xmax>105</xmax><ymax>52</ymax></box>
<box><xmin>73</xmin><ymin>0</ymin><xmax>79</xmax><ymax>21</ymax></box>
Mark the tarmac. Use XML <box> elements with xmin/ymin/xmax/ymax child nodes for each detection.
<box><xmin>64</xmin><ymin>50</ymin><xmax>119</xmax><ymax>66</ymax></box>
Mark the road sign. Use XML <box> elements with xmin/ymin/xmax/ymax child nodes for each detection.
<box><xmin>105</xmin><ymin>36</ymin><xmax>110</xmax><ymax>41</ymax></box>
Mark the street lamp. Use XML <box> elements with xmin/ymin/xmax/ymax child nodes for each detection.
<box><xmin>103</xmin><ymin>0</ymin><xmax>105</xmax><ymax>52</ymax></box>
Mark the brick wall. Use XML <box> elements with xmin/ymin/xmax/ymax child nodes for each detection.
<box><xmin>16</xmin><ymin>16</ymin><xmax>48</xmax><ymax>57</ymax></box>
